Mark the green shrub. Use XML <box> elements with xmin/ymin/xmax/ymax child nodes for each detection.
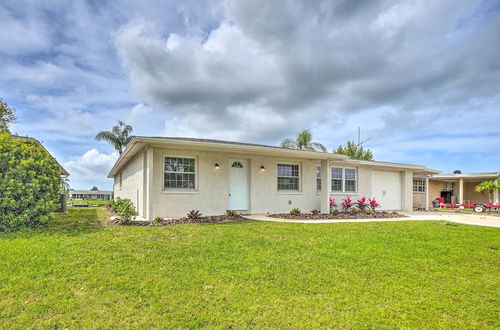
<box><xmin>153</xmin><ymin>216</ymin><xmax>163</xmax><ymax>225</ymax></box>
<box><xmin>330</xmin><ymin>209</ymin><xmax>340</xmax><ymax>216</ymax></box>
<box><xmin>290</xmin><ymin>208</ymin><xmax>301</xmax><ymax>215</ymax></box>
<box><xmin>0</xmin><ymin>132</ymin><xmax>62</xmax><ymax>231</ymax></box>
<box><xmin>106</xmin><ymin>200</ymin><xmax>115</xmax><ymax>210</ymax></box>
<box><xmin>111</xmin><ymin>197</ymin><xmax>136</xmax><ymax>224</ymax></box>
<box><xmin>311</xmin><ymin>209</ymin><xmax>320</xmax><ymax>215</ymax></box>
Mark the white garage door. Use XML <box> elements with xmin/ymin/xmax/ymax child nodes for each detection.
<box><xmin>371</xmin><ymin>170</ymin><xmax>402</xmax><ymax>210</ymax></box>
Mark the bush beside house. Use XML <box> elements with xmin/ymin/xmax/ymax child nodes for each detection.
<box><xmin>0</xmin><ymin>132</ymin><xmax>62</xmax><ymax>231</ymax></box>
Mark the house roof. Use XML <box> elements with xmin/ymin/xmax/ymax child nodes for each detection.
<box><xmin>11</xmin><ymin>135</ymin><xmax>70</xmax><ymax>176</ymax></box>
<box><xmin>107</xmin><ymin>136</ymin><xmax>438</xmax><ymax>177</ymax></box>
<box><xmin>430</xmin><ymin>172</ymin><xmax>500</xmax><ymax>181</ymax></box>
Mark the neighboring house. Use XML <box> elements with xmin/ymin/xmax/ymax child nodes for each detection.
<box><xmin>108</xmin><ymin>136</ymin><xmax>437</xmax><ymax>220</ymax></box>
<box><xmin>12</xmin><ymin>136</ymin><xmax>70</xmax><ymax>177</ymax></box>
<box><xmin>413</xmin><ymin>172</ymin><xmax>500</xmax><ymax>210</ymax></box>
<box><xmin>68</xmin><ymin>190</ymin><xmax>113</xmax><ymax>201</ymax></box>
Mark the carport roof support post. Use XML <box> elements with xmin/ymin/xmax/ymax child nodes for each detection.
<box><xmin>458</xmin><ymin>178</ymin><xmax>464</xmax><ymax>204</ymax></box>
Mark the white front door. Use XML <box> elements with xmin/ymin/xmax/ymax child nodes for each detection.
<box><xmin>229</xmin><ymin>159</ymin><xmax>249</xmax><ymax>210</ymax></box>
<box><xmin>371</xmin><ymin>170</ymin><xmax>402</xmax><ymax>210</ymax></box>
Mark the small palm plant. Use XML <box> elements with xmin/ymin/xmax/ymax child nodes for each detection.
<box><xmin>280</xmin><ymin>130</ymin><xmax>327</xmax><ymax>152</ymax></box>
<box><xmin>95</xmin><ymin>121</ymin><xmax>133</xmax><ymax>154</ymax></box>
<box><xmin>475</xmin><ymin>180</ymin><xmax>500</xmax><ymax>204</ymax></box>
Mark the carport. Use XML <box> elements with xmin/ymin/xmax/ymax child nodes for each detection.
<box><xmin>424</xmin><ymin>172</ymin><xmax>500</xmax><ymax>210</ymax></box>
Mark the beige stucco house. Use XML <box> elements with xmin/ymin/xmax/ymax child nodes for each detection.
<box><xmin>108</xmin><ymin>136</ymin><xmax>437</xmax><ymax>220</ymax></box>
<box><xmin>413</xmin><ymin>172</ymin><xmax>500</xmax><ymax>210</ymax></box>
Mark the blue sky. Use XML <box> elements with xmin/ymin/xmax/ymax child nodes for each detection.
<box><xmin>1</xmin><ymin>0</ymin><xmax>499</xmax><ymax>190</ymax></box>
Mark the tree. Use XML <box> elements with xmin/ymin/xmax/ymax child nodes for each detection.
<box><xmin>0</xmin><ymin>98</ymin><xmax>16</xmax><ymax>132</ymax></box>
<box><xmin>333</xmin><ymin>140</ymin><xmax>373</xmax><ymax>160</ymax></box>
<box><xmin>61</xmin><ymin>177</ymin><xmax>70</xmax><ymax>194</ymax></box>
<box><xmin>280</xmin><ymin>130</ymin><xmax>327</xmax><ymax>152</ymax></box>
<box><xmin>0</xmin><ymin>132</ymin><xmax>61</xmax><ymax>231</ymax></box>
<box><xmin>91</xmin><ymin>186</ymin><xmax>98</xmax><ymax>191</ymax></box>
<box><xmin>95</xmin><ymin>121</ymin><xmax>133</xmax><ymax>154</ymax></box>
<box><xmin>475</xmin><ymin>180</ymin><xmax>500</xmax><ymax>204</ymax></box>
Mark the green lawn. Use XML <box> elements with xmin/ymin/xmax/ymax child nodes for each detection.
<box><xmin>67</xmin><ymin>199</ymin><xmax>108</xmax><ymax>206</ymax></box>
<box><xmin>0</xmin><ymin>208</ymin><xmax>499</xmax><ymax>328</ymax></box>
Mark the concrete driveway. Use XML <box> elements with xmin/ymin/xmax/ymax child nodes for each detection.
<box><xmin>244</xmin><ymin>211</ymin><xmax>500</xmax><ymax>228</ymax></box>
<box><xmin>402</xmin><ymin>211</ymin><xmax>500</xmax><ymax>228</ymax></box>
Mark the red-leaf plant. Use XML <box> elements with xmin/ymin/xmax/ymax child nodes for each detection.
<box><xmin>356</xmin><ymin>197</ymin><xmax>368</xmax><ymax>211</ymax></box>
<box><xmin>341</xmin><ymin>196</ymin><xmax>353</xmax><ymax>212</ymax></box>
<box><xmin>369</xmin><ymin>198</ymin><xmax>380</xmax><ymax>211</ymax></box>
<box><xmin>329</xmin><ymin>197</ymin><xmax>337</xmax><ymax>208</ymax></box>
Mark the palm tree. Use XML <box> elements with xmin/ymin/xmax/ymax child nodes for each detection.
<box><xmin>61</xmin><ymin>177</ymin><xmax>70</xmax><ymax>194</ymax></box>
<box><xmin>95</xmin><ymin>121</ymin><xmax>133</xmax><ymax>154</ymax></box>
<box><xmin>475</xmin><ymin>180</ymin><xmax>500</xmax><ymax>204</ymax></box>
<box><xmin>280</xmin><ymin>130</ymin><xmax>327</xmax><ymax>152</ymax></box>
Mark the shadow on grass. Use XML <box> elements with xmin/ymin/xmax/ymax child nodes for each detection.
<box><xmin>0</xmin><ymin>208</ymin><xmax>104</xmax><ymax>239</ymax></box>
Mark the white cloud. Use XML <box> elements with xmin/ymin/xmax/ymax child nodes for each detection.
<box><xmin>64</xmin><ymin>149</ymin><xmax>118</xmax><ymax>190</ymax></box>
<box><xmin>128</xmin><ymin>103</ymin><xmax>153</xmax><ymax>124</ymax></box>
<box><xmin>114</xmin><ymin>0</ymin><xmax>500</xmax><ymax>147</ymax></box>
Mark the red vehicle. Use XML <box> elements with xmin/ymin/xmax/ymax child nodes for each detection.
<box><xmin>434</xmin><ymin>197</ymin><xmax>500</xmax><ymax>213</ymax></box>
<box><xmin>462</xmin><ymin>203</ymin><xmax>500</xmax><ymax>213</ymax></box>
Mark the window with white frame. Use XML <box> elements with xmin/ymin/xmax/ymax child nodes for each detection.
<box><xmin>277</xmin><ymin>164</ymin><xmax>300</xmax><ymax>190</ymax></box>
<box><xmin>316</xmin><ymin>166</ymin><xmax>321</xmax><ymax>191</ymax></box>
<box><xmin>345</xmin><ymin>168</ymin><xmax>357</xmax><ymax>192</ymax></box>
<box><xmin>331</xmin><ymin>167</ymin><xmax>357</xmax><ymax>192</ymax></box>
<box><xmin>331</xmin><ymin>167</ymin><xmax>343</xmax><ymax>191</ymax></box>
<box><xmin>164</xmin><ymin>157</ymin><xmax>196</xmax><ymax>189</ymax></box>
<box><xmin>413</xmin><ymin>179</ymin><xmax>426</xmax><ymax>193</ymax></box>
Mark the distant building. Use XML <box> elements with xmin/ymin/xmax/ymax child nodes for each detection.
<box><xmin>69</xmin><ymin>190</ymin><xmax>113</xmax><ymax>201</ymax></box>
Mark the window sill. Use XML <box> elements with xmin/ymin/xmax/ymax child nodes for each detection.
<box><xmin>413</xmin><ymin>191</ymin><xmax>426</xmax><ymax>194</ymax></box>
<box><xmin>277</xmin><ymin>191</ymin><xmax>302</xmax><ymax>195</ymax></box>
<box><xmin>162</xmin><ymin>189</ymin><xmax>199</xmax><ymax>194</ymax></box>
<box><xmin>330</xmin><ymin>192</ymin><xmax>359</xmax><ymax>195</ymax></box>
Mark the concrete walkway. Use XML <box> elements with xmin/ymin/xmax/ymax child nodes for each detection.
<box><xmin>243</xmin><ymin>211</ymin><xmax>500</xmax><ymax>228</ymax></box>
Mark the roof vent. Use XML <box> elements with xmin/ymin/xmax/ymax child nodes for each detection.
<box><xmin>453</xmin><ymin>170</ymin><xmax>462</xmax><ymax>174</ymax></box>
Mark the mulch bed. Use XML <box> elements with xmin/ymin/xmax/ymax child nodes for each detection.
<box><xmin>109</xmin><ymin>214</ymin><xmax>246</xmax><ymax>226</ymax></box>
<box><xmin>269</xmin><ymin>211</ymin><xmax>405</xmax><ymax>220</ymax></box>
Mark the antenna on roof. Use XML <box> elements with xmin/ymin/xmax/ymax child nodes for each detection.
<box><xmin>357</xmin><ymin>127</ymin><xmax>371</xmax><ymax>146</ymax></box>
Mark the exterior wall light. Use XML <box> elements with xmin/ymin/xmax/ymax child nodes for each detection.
<box><xmin>214</xmin><ymin>163</ymin><xmax>220</xmax><ymax>169</ymax></box>
<box><xmin>260</xmin><ymin>165</ymin><xmax>266</xmax><ymax>171</ymax></box>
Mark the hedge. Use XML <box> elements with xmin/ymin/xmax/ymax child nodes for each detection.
<box><xmin>0</xmin><ymin>131</ymin><xmax>62</xmax><ymax>231</ymax></box>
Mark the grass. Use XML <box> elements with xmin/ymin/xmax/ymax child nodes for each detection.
<box><xmin>0</xmin><ymin>208</ymin><xmax>499</xmax><ymax>328</ymax></box>
<box><xmin>67</xmin><ymin>199</ymin><xmax>109</xmax><ymax>206</ymax></box>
